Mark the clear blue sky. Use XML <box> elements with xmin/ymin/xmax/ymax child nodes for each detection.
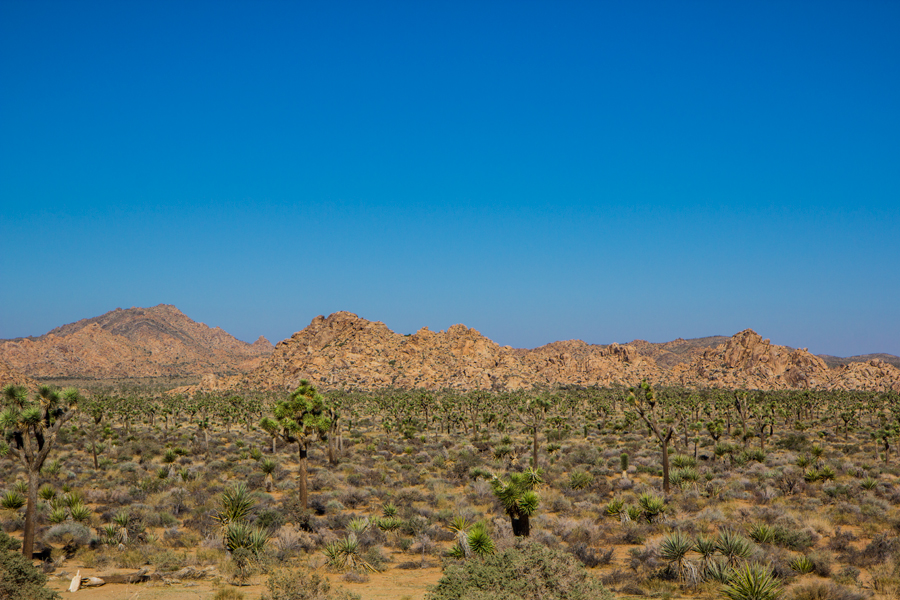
<box><xmin>2</xmin><ymin>1</ymin><xmax>898</xmax><ymax>357</ymax></box>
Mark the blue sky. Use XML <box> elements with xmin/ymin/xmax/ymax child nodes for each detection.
<box><xmin>2</xmin><ymin>1</ymin><xmax>898</xmax><ymax>356</ymax></box>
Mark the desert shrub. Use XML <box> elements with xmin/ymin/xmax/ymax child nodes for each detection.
<box><xmin>570</xmin><ymin>544</ymin><xmax>613</xmax><ymax>568</ymax></box>
<box><xmin>846</xmin><ymin>533</ymin><xmax>900</xmax><ymax>567</ymax></box>
<box><xmin>426</xmin><ymin>540</ymin><xmax>612</xmax><ymax>600</ymax></box>
<box><xmin>45</xmin><ymin>522</ymin><xmax>94</xmax><ymax>547</ymax></box>
<box><xmin>785</xmin><ymin>581</ymin><xmax>868</xmax><ymax>600</ymax></box>
<box><xmin>0</xmin><ymin>530</ymin><xmax>57</xmax><ymax>600</ymax></box>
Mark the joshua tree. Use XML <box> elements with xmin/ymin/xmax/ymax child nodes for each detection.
<box><xmin>0</xmin><ymin>384</ymin><xmax>80</xmax><ymax>558</ymax></box>
<box><xmin>490</xmin><ymin>467</ymin><xmax>542</xmax><ymax>537</ymax></box>
<box><xmin>260</xmin><ymin>380</ymin><xmax>332</xmax><ymax>509</ymax></box>
<box><xmin>517</xmin><ymin>394</ymin><xmax>551</xmax><ymax>470</ymax></box>
<box><xmin>629</xmin><ymin>381</ymin><xmax>676</xmax><ymax>493</ymax></box>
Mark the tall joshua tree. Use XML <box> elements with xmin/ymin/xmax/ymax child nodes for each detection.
<box><xmin>0</xmin><ymin>385</ymin><xmax>80</xmax><ymax>557</ymax></box>
<box><xmin>260</xmin><ymin>380</ymin><xmax>332</xmax><ymax>509</ymax></box>
<box><xmin>629</xmin><ymin>381</ymin><xmax>676</xmax><ymax>494</ymax></box>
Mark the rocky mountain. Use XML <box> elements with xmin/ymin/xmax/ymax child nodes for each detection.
<box><xmin>179</xmin><ymin>312</ymin><xmax>900</xmax><ymax>394</ymax></box>
<box><xmin>626</xmin><ymin>336</ymin><xmax>730</xmax><ymax>368</ymax></box>
<box><xmin>0</xmin><ymin>359</ymin><xmax>40</xmax><ymax>391</ymax></box>
<box><xmin>0</xmin><ymin>305</ymin><xmax>273</xmax><ymax>379</ymax></box>
<box><xmin>818</xmin><ymin>353</ymin><xmax>900</xmax><ymax>369</ymax></box>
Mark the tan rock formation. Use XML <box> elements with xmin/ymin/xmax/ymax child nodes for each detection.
<box><xmin>0</xmin><ymin>305</ymin><xmax>272</xmax><ymax>379</ymax></box>
<box><xmin>824</xmin><ymin>360</ymin><xmax>900</xmax><ymax>392</ymax></box>
<box><xmin>0</xmin><ymin>359</ymin><xmax>40</xmax><ymax>391</ymax></box>
<box><xmin>667</xmin><ymin>329</ymin><xmax>831</xmax><ymax>389</ymax></box>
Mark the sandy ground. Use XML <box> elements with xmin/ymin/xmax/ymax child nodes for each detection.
<box><xmin>47</xmin><ymin>564</ymin><xmax>443</xmax><ymax>600</ymax></box>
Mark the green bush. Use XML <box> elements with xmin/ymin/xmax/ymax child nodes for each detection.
<box><xmin>426</xmin><ymin>540</ymin><xmax>612</xmax><ymax>600</ymax></box>
<box><xmin>0</xmin><ymin>530</ymin><xmax>58</xmax><ymax>600</ymax></box>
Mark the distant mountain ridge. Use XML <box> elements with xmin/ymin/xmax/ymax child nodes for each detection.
<box><xmin>4</xmin><ymin>306</ymin><xmax>898</xmax><ymax>392</ymax></box>
<box><xmin>179</xmin><ymin>312</ymin><xmax>900</xmax><ymax>394</ymax></box>
<box><xmin>0</xmin><ymin>305</ymin><xmax>273</xmax><ymax>379</ymax></box>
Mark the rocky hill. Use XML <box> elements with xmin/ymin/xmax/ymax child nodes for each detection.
<box><xmin>0</xmin><ymin>359</ymin><xmax>40</xmax><ymax>391</ymax></box>
<box><xmin>178</xmin><ymin>312</ymin><xmax>900</xmax><ymax>394</ymax></box>
<box><xmin>626</xmin><ymin>336</ymin><xmax>730</xmax><ymax>368</ymax></box>
<box><xmin>0</xmin><ymin>305</ymin><xmax>273</xmax><ymax>379</ymax></box>
<box><xmin>818</xmin><ymin>353</ymin><xmax>900</xmax><ymax>369</ymax></box>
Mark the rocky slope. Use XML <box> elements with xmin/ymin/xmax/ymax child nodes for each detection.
<box><xmin>191</xmin><ymin>312</ymin><xmax>658</xmax><ymax>393</ymax></box>
<box><xmin>0</xmin><ymin>305</ymin><xmax>273</xmax><ymax>379</ymax></box>
<box><xmin>181</xmin><ymin>312</ymin><xmax>900</xmax><ymax>394</ymax></box>
<box><xmin>0</xmin><ymin>359</ymin><xmax>40</xmax><ymax>391</ymax></box>
<box><xmin>627</xmin><ymin>336</ymin><xmax>730</xmax><ymax>369</ymax></box>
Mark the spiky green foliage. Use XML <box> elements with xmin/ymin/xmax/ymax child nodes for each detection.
<box><xmin>638</xmin><ymin>492</ymin><xmax>667</xmax><ymax>522</ymax></box>
<box><xmin>490</xmin><ymin>468</ymin><xmax>542</xmax><ymax>537</ymax></box>
<box><xmin>1</xmin><ymin>384</ymin><xmax>79</xmax><ymax>558</ymax></box>
<box><xmin>717</xmin><ymin>531</ymin><xmax>755</xmax><ymax>566</ymax></box>
<box><xmin>0</xmin><ymin>491</ymin><xmax>25</xmax><ymax>511</ymax></box>
<box><xmin>216</xmin><ymin>482</ymin><xmax>255</xmax><ymax>526</ymax></box>
<box><xmin>224</xmin><ymin>521</ymin><xmax>269</xmax><ymax>555</ymax></box>
<box><xmin>323</xmin><ymin>533</ymin><xmax>378</xmax><ymax>572</ymax></box>
<box><xmin>660</xmin><ymin>530</ymin><xmax>694</xmax><ymax>581</ymax></box>
<box><xmin>748</xmin><ymin>523</ymin><xmax>777</xmax><ymax>545</ymax></box>
<box><xmin>605</xmin><ymin>498</ymin><xmax>625</xmax><ymax>517</ymax></box>
<box><xmin>790</xmin><ymin>555</ymin><xmax>815</xmax><ymax>575</ymax></box>
<box><xmin>568</xmin><ymin>470</ymin><xmax>594</xmax><ymax>490</ymax></box>
<box><xmin>722</xmin><ymin>562</ymin><xmax>781</xmax><ymax>600</ymax></box>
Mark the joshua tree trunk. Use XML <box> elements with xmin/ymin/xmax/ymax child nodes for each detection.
<box><xmin>298</xmin><ymin>444</ymin><xmax>309</xmax><ymax>509</ymax></box>
<box><xmin>24</xmin><ymin>469</ymin><xmax>39</xmax><ymax>560</ymax></box>
<box><xmin>511</xmin><ymin>514</ymin><xmax>530</xmax><ymax>537</ymax></box>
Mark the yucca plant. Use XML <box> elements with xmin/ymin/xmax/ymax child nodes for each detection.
<box><xmin>748</xmin><ymin>523</ymin><xmax>776</xmax><ymax>545</ymax></box>
<box><xmin>803</xmin><ymin>468</ymin><xmax>822</xmax><ymax>483</ymax></box>
<box><xmin>626</xmin><ymin>505</ymin><xmax>643</xmax><ymax>522</ymax></box>
<box><xmin>224</xmin><ymin>520</ymin><xmax>269</xmax><ymax>555</ymax></box>
<box><xmin>0</xmin><ymin>491</ymin><xmax>26</xmax><ymax>511</ymax></box>
<box><xmin>323</xmin><ymin>533</ymin><xmax>378</xmax><ymax>572</ymax></box>
<box><xmin>568</xmin><ymin>470</ymin><xmax>594</xmax><ymax>490</ymax></box>
<box><xmin>660</xmin><ymin>530</ymin><xmax>694</xmax><ymax>581</ymax></box>
<box><xmin>819</xmin><ymin>465</ymin><xmax>836</xmax><ymax>482</ymax></box>
<box><xmin>466</xmin><ymin>522</ymin><xmax>495</xmax><ymax>557</ymax></box>
<box><xmin>101</xmin><ymin>523</ymin><xmax>120</xmax><ymax>545</ymax></box>
<box><xmin>64</xmin><ymin>491</ymin><xmax>84</xmax><ymax>508</ymax></box>
<box><xmin>163</xmin><ymin>448</ymin><xmax>177</xmax><ymax>463</ymax></box>
<box><xmin>216</xmin><ymin>482</ymin><xmax>255</xmax><ymax>526</ymax></box>
<box><xmin>48</xmin><ymin>506</ymin><xmax>68</xmax><ymax>524</ymax></box>
<box><xmin>69</xmin><ymin>502</ymin><xmax>91</xmax><ymax>523</ymax></box>
<box><xmin>348</xmin><ymin>517</ymin><xmax>369</xmax><ymax>535</ymax></box>
<box><xmin>717</xmin><ymin>530</ymin><xmax>754</xmax><ymax>566</ymax></box>
<box><xmin>259</xmin><ymin>458</ymin><xmax>277</xmax><ymax>491</ymax></box>
<box><xmin>376</xmin><ymin>516</ymin><xmax>403</xmax><ymax>533</ymax></box>
<box><xmin>12</xmin><ymin>481</ymin><xmax>28</xmax><ymax>495</ymax></box>
<box><xmin>861</xmin><ymin>476</ymin><xmax>878</xmax><ymax>490</ymax></box>
<box><xmin>705</xmin><ymin>558</ymin><xmax>734</xmax><ymax>583</ymax></box>
<box><xmin>722</xmin><ymin>562</ymin><xmax>781</xmax><ymax>600</ymax></box>
<box><xmin>671</xmin><ymin>454</ymin><xmax>697</xmax><ymax>469</ymax></box>
<box><xmin>695</xmin><ymin>535</ymin><xmax>717</xmax><ymax>565</ymax></box>
<box><xmin>605</xmin><ymin>498</ymin><xmax>625</xmax><ymax>518</ymax></box>
<box><xmin>382</xmin><ymin>502</ymin><xmax>398</xmax><ymax>518</ymax></box>
<box><xmin>790</xmin><ymin>555</ymin><xmax>815</xmax><ymax>575</ymax></box>
<box><xmin>156</xmin><ymin>466</ymin><xmax>170</xmax><ymax>479</ymax></box>
<box><xmin>639</xmin><ymin>492</ymin><xmax>667</xmax><ymax>523</ymax></box>
<box><xmin>38</xmin><ymin>485</ymin><xmax>56</xmax><ymax>501</ymax></box>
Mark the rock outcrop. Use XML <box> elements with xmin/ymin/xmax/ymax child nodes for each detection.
<box><xmin>205</xmin><ymin>312</ymin><xmax>658</xmax><ymax>393</ymax></box>
<box><xmin>0</xmin><ymin>359</ymin><xmax>40</xmax><ymax>391</ymax></box>
<box><xmin>668</xmin><ymin>329</ymin><xmax>831</xmax><ymax>389</ymax></box>
<box><xmin>0</xmin><ymin>305</ymin><xmax>272</xmax><ymax>379</ymax></box>
<box><xmin>824</xmin><ymin>360</ymin><xmax>900</xmax><ymax>392</ymax></box>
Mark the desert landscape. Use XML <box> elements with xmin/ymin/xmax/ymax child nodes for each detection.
<box><xmin>2</xmin><ymin>306</ymin><xmax>900</xmax><ymax>600</ymax></box>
